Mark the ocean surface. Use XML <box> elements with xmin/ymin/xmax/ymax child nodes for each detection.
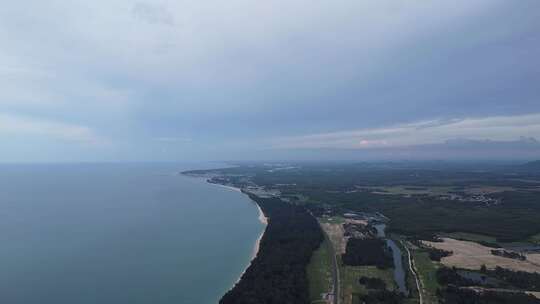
<box><xmin>0</xmin><ymin>163</ymin><xmax>265</xmax><ymax>304</ymax></box>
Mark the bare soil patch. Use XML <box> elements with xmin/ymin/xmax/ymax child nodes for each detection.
<box><xmin>424</xmin><ymin>238</ymin><xmax>540</xmax><ymax>273</ymax></box>
<box><xmin>321</xmin><ymin>222</ymin><xmax>346</xmax><ymax>254</ymax></box>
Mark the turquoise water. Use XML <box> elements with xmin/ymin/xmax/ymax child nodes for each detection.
<box><xmin>0</xmin><ymin>163</ymin><xmax>264</xmax><ymax>304</ymax></box>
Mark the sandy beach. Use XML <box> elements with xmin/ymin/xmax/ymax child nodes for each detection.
<box><xmin>208</xmin><ymin>180</ymin><xmax>268</xmax><ymax>258</ymax></box>
<box><xmin>251</xmin><ymin>203</ymin><xmax>268</xmax><ymax>259</ymax></box>
<box><xmin>232</xmin><ymin>200</ymin><xmax>268</xmax><ymax>286</ymax></box>
<box><xmin>209</xmin><ymin>181</ymin><xmax>243</xmax><ymax>193</ymax></box>
<box><xmin>204</xmin><ymin>179</ymin><xmax>269</xmax><ymax>291</ymax></box>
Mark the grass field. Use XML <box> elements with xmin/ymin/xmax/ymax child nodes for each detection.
<box><xmin>340</xmin><ymin>263</ymin><xmax>396</xmax><ymax>304</ymax></box>
<box><xmin>411</xmin><ymin>250</ymin><xmax>440</xmax><ymax>304</ymax></box>
<box><xmin>307</xmin><ymin>237</ymin><xmax>333</xmax><ymax>302</ymax></box>
<box><xmin>320</xmin><ymin>218</ymin><xmax>347</xmax><ymax>254</ymax></box>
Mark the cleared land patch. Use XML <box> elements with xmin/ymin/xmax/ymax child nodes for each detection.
<box><xmin>357</xmin><ymin>185</ymin><xmax>516</xmax><ymax>197</ymax></box>
<box><xmin>321</xmin><ymin>220</ymin><xmax>347</xmax><ymax>254</ymax></box>
<box><xmin>424</xmin><ymin>238</ymin><xmax>540</xmax><ymax>273</ymax></box>
<box><xmin>358</xmin><ymin>186</ymin><xmax>455</xmax><ymax>196</ymax></box>
<box><xmin>465</xmin><ymin>186</ymin><xmax>516</xmax><ymax>195</ymax></box>
<box><xmin>441</xmin><ymin>232</ymin><xmax>498</xmax><ymax>244</ymax></box>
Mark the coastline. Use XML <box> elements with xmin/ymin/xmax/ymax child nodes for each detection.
<box><xmin>251</xmin><ymin>203</ymin><xmax>268</xmax><ymax>259</ymax></box>
<box><xmin>211</xmin><ymin>182</ymin><xmax>243</xmax><ymax>193</ymax></box>
<box><xmin>197</xmin><ymin>177</ymin><xmax>268</xmax><ymax>293</ymax></box>
<box><xmin>234</xmin><ymin>205</ymin><xmax>267</xmax><ymax>285</ymax></box>
<box><xmin>228</xmin><ymin>189</ymin><xmax>268</xmax><ymax>287</ymax></box>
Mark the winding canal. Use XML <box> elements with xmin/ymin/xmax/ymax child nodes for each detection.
<box><xmin>373</xmin><ymin>223</ymin><xmax>409</xmax><ymax>295</ymax></box>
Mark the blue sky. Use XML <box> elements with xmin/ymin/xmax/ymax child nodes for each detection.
<box><xmin>1</xmin><ymin>1</ymin><xmax>539</xmax><ymax>162</ymax></box>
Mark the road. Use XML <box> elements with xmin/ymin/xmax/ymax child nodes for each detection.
<box><xmin>321</xmin><ymin>225</ymin><xmax>340</xmax><ymax>304</ymax></box>
<box><xmin>401</xmin><ymin>240</ymin><xmax>423</xmax><ymax>304</ymax></box>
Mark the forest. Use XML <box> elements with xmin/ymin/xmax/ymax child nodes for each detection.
<box><xmin>355</xmin><ymin>290</ymin><xmax>404</xmax><ymax>304</ymax></box>
<box><xmin>342</xmin><ymin>238</ymin><xmax>394</xmax><ymax>269</ymax></box>
<box><xmin>486</xmin><ymin>267</ymin><xmax>540</xmax><ymax>291</ymax></box>
<box><xmin>358</xmin><ymin>276</ymin><xmax>387</xmax><ymax>290</ymax></box>
<box><xmin>189</xmin><ymin>162</ymin><xmax>540</xmax><ymax>242</ymax></box>
<box><xmin>220</xmin><ymin>196</ymin><xmax>323</xmax><ymax>304</ymax></box>
<box><xmin>437</xmin><ymin>266</ymin><xmax>540</xmax><ymax>291</ymax></box>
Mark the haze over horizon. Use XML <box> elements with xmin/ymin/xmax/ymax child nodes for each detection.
<box><xmin>1</xmin><ymin>1</ymin><xmax>539</xmax><ymax>162</ymax></box>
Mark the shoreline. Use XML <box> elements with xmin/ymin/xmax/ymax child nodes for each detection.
<box><xmin>235</xmin><ymin>207</ymin><xmax>267</xmax><ymax>285</ymax></box>
<box><xmin>228</xmin><ymin>191</ymin><xmax>268</xmax><ymax>287</ymax></box>
<box><xmin>195</xmin><ymin>177</ymin><xmax>268</xmax><ymax>294</ymax></box>
<box><xmin>211</xmin><ymin>182</ymin><xmax>243</xmax><ymax>193</ymax></box>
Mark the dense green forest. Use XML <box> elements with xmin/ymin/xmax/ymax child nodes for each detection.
<box><xmin>358</xmin><ymin>276</ymin><xmax>387</xmax><ymax>290</ymax></box>
<box><xmin>355</xmin><ymin>290</ymin><xmax>404</xmax><ymax>304</ymax></box>
<box><xmin>186</xmin><ymin>162</ymin><xmax>540</xmax><ymax>242</ymax></box>
<box><xmin>185</xmin><ymin>162</ymin><xmax>540</xmax><ymax>303</ymax></box>
<box><xmin>342</xmin><ymin>238</ymin><xmax>394</xmax><ymax>269</ymax></box>
<box><xmin>220</xmin><ymin>196</ymin><xmax>323</xmax><ymax>304</ymax></box>
<box><xmin>486</xmin><ymin>267</ymin><xmax>540</xmax><ymax>291</ymax></box>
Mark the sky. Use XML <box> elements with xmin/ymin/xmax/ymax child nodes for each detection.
<box><xmin>1</xmin><ymin>1</ymin><xmax>539</xmax><ymax>162</ymax></box>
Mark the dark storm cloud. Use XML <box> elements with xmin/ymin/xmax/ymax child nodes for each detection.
<box><xmin>0</xmin><ymin>0</ymin><xmax>538</xmax><ymax>161</ymax></box>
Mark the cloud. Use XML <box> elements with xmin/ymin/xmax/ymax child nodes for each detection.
<box><xmin>0</xmin><ymin>113</ymin><xmax>101</xmax><ymax>143</ymax></box>
<box><xmin>0</xmin><ymin>1</ymin><xmax>538</xmax><ymax>161</ymax></box>
<box><xmin>155</xmin><ymin>137</ymin><xmax>192</xmax><ymax>143</ymax></box>
<box><xmin>272</xmin><ymin>113</ymin><xmax>540</xmax><ymax>149</ymax></box>
<box><xmin>131</xmin><ymin>2</ymin><xmax>175</xmax><ymax>26</ymax></box>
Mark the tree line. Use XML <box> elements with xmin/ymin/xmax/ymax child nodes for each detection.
<box><xmin>220</xmin><ymin>195</ymin><xmax>323</xmax><ymax>304</ymax></box>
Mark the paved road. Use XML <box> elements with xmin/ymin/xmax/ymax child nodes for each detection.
<box><xmin>321</xmin><ymin>225</ymin><xmax>340</xmax><ymax>304</ymax></box>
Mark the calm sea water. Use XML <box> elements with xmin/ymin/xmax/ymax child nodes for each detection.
<box><xmin>0</xmin><ymin>163</ymin><xmax>264</xmax><ymax>304</ymax></box>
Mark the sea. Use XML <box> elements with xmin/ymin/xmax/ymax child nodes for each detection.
<box><xmin>0</xmin><ymin>162</ymin><xmax>265</xmax><ymax>304</ymax></box>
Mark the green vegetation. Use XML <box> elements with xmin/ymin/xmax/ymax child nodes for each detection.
<box><xmin>305</xmin><ymin>189</ymin><xmax>540</xmax><ymax>242</ymax></box>
<box><xmin>392</xmin><ymin>238</ymin><xmax>421</xmax><ymax>304</ymax></box>
<box><xmin>354</xmin><ymin>290</ymin><xmax>404</xmax><ymax>304</ymax></box>
<box><xmin>341</xmin><ymin>264</ymin><xmax>396</xmax><ymax>304</ymax></box>
<box><xmin>186</xmin><ymin>161</ymin><xmax>540</xmax><ymax>303</ymax></box>
<box><xmin>220</xmin><ymin>196</ymin><xmax>323</xmax><ymax>304</ymax></box>
<box><xmin>342</xmin><ymin>238</ymin><xmax>394</xmax><ymax>269</ymax></box>
<box><xmin>486</xmin><ymin>267</ymin><xmax>540</xmax><ymax>291</ymax></box>
<box><xmin>307</xmin><ymin>238</ymin><xmax>333</xmax><ymax>302</ymax></box>
<box><xmin>186</xmin><ymin>163</ymin><xmax>540</xmax><ymax>242</ymax></box>
<box><xmin>365</xmin><ymin>185</ymin><xmax>456</xmax><ymax>196</ymax></box>
<box><xmin>440</xmin><ymin>286</ymin><xmax>540</xmax><ymax>303</ymax></box>
<box><xmin>358</xmin><ymin>277</ymin><xmax>387</xmax><ymax>290</ymax></box>
<box><xmin>529</xmin><ymin>232</ymin><xmax>540</xmax><ymax>245</ymax></box>
<box><xmin>411</xmin><ymin>250</ymin><xmax>440</xmax><ymax>303</ymax></box>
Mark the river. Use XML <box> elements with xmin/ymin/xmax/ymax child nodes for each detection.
<box><xmin>373</xmin><ymin>223</ymin><xmax>409</xmax><ymax>295</ymax></box>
